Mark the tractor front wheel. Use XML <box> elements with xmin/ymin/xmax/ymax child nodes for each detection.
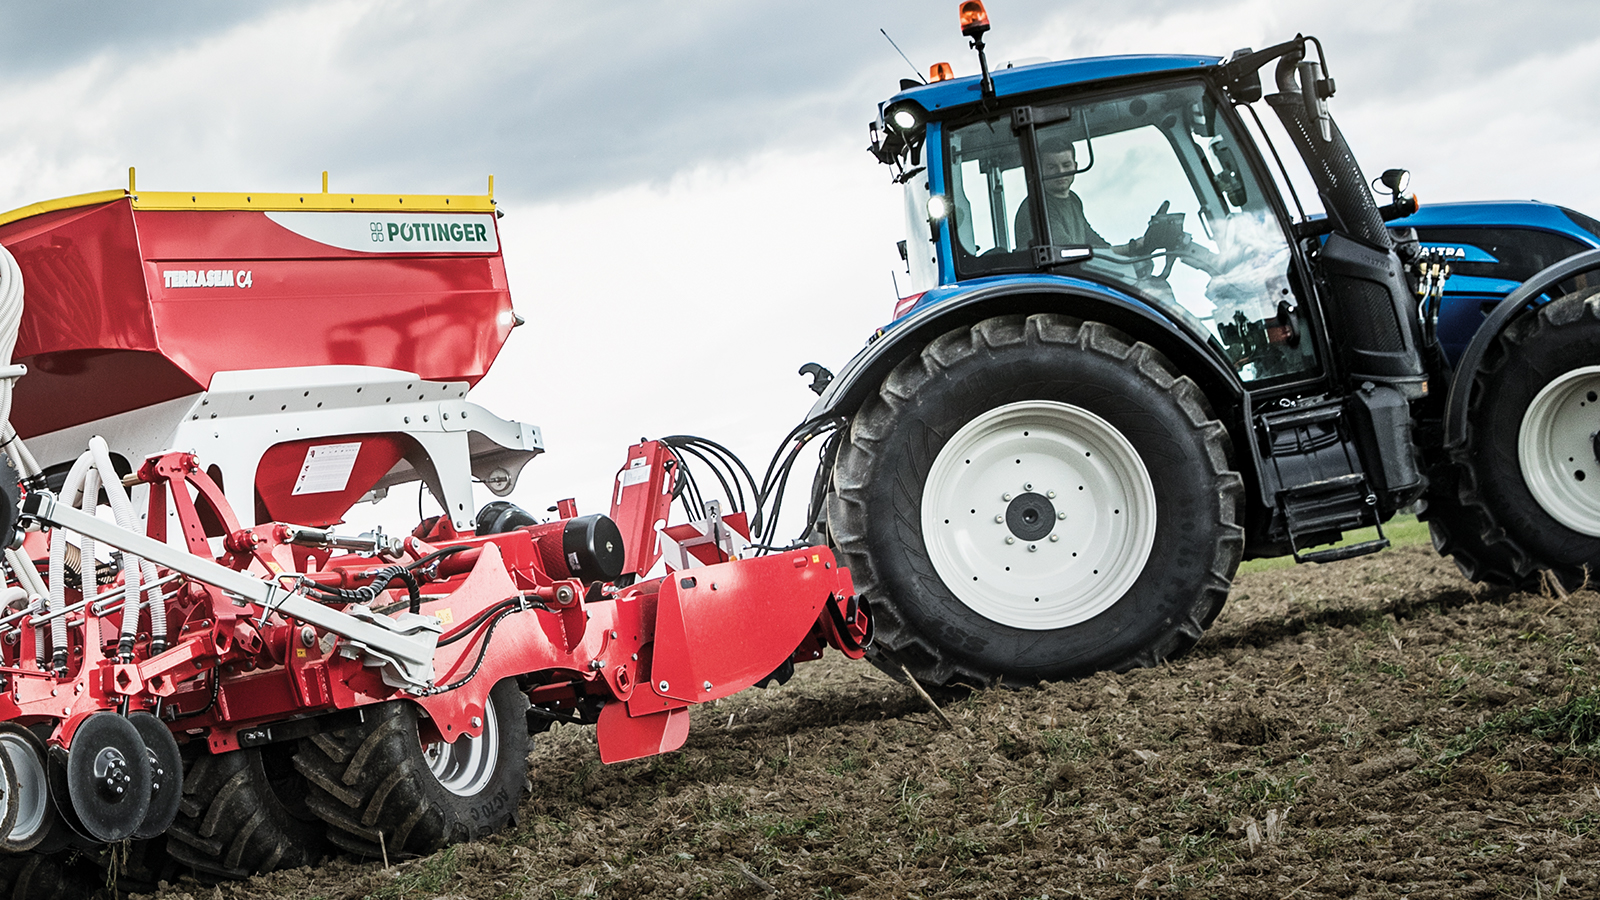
<box><xmin>1428</xmin><ymin>288</ymin><xmax>1600</xmax><ymax>589</ymax></box>
<box><xmin>829</xmin><ymin>314</ymin><xmax>1243</xmax><ymax>688</ymax></box>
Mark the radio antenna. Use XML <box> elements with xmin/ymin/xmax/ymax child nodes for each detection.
<box><xmin>881</xmin><ymin>29</ymin><xmax>927</xmax><ymax>83</ymax></box>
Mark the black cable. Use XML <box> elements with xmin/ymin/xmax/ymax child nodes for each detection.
<box><xmin>406</xmin><ymin>544</ymin><xmax>470</xmax><ymax>573</ymax></box>
<box><xmin>429</xmin><ymin>606</ymin><xmax>516</xmax><ymax>694</ymax></box>
<box><xmin>671</xmin><ymin>444</ymin><xmax>742</xmax><ymax>514</ymax></box>
<box><xmin>437</xmin><ymin>596</ymin><xmax>528</xmax><ymax>646</ymax></box>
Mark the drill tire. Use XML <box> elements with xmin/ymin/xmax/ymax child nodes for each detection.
<box><xmin>830</xmin><ymin>314</ymin><xmax>1242</xmax><ymax>688</ymax></box>
<box><xmin>165</xmin><ymin>743</ymin><xmax>326</xmax><ymax>880</ymax></box>
<box><xmin>293</xmin><ymin>679</ymin><xmax>528</xmax><ymax>860</ymax></box>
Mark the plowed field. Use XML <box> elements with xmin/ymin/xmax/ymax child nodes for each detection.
<box><xmin>128</xmin><ymin>544</ymin><xmax>1600</xmax><ymax>899</ymax></box>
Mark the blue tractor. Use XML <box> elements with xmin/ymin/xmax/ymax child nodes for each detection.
<box><xmin>801</xmin><ymin>7</ymin><xmax>1600</xmax><ymax>688</ymax></box>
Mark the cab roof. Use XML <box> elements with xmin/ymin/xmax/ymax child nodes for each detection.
<box><xmin>888</xmin><ymin>54</ymin><xmax>1221</xmax><ymax>114</ymax></box>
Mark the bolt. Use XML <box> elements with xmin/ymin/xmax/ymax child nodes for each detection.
<box><xmin>1028</xmin><ymin>544</ymin><xmax>1037</xmax><ymax>552</ymax></box>
<box><xmin>610</xmin><ymin>631</ymin><xmax>618</xmax><ymax>639</ymax></box>
<box><xmin>1047</xmin><ymin>490</ymin><xmax>1056</xmax><ymax>499</ymax></box>
<box><xmin>301</xmin><ymin>625</ymin><xmax>316</xmax><ymax>647</ymax></box>
<box><xmin>1057</xmin><ymin>511</ymin><xmax>1067</xmax><ymax>520</ymax></box>
<box><xmin>658</xmin><ymin>680</ymin><xmax>669</xmax><ymax>692</ymax></box>
<box><xmin>1002</xmin><ymin>492</ymin><xmax>1012</xmax><ymax>501</ymax></box>
<box><xmin>703</xmin><ymin>681</ymin><xmax>712</xmax><ymax>691</ymax></box>
<box><xmin>1005</xmin><ymin>537</ymin><xmax>1016</xmax><ymax>545</ymax></box>
<box><xmin>470</xmin><ymin>716</ymin><xmax>482</xmax><ymax>728</ymax></box>
<box><xmin>588</xmin><ymin>659</ymin><xmax>605</xmax><ymax>670</ymax></box>
<box><xmin>994</xmin><ymin>515</ymin><xmax>1004</xmax><ymax>524</ymax></box>
<box><xmin>631</xmin><ymin>653</ymin><xmax>638</xmax><ymax>661</ymax></box>
<box><xmin>1024</xmin><ymin>483</ymin><xmax>1033</xmax><ymax>491</ymax></box>
<box><xmin>1049</xmin><ymin>534</ymin><xmax>1060</xmax><ymax>542</ymax></box>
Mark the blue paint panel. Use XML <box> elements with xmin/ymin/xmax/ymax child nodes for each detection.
<box><xmin>925</xmin><ymin>122</ymin><xmax>956</xmax><ymax>285</ymax></box>
<box><xmin>890</xmin><ymin>55</ymin><xmax>1219</xmax><ymax>113</ymax></box>
<box><xmin>1420</xmin><ymin>242</ymin><xmax>1498</xmax><ymax>263</ymax></box>
<box><xmin>1395</xmin><ymin>201</ymin><xmax>1600</xmax><ymax>244</ymax></box>
<box><xmin>886</xmin><ymin>273</ymin><xmax>1159</xmax><ymax>332</ymax></box>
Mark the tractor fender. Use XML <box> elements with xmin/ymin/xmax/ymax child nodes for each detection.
<box><xmin>805</xmin><ymin>277</ymin><xmax>1241</xmax><ymax>425</ymax></box>
<box><xmin>1444</xmin><ymin>248</ymin><xmax>1600</xmax><ymax>448</ymax></box>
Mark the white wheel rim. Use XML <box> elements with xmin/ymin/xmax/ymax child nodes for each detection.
<box><xmin>422</xmin><ymin>701</ymin><xmax>498</xmax><ymax>797</ymax></box>
<box><xmin>1519</xmin><ymin>365</ymin><xmax>1600</xmax><ymax>537</ymax></box>
<box><xmin>0</xmin><ymin>732</ymin><xmax>47</xmax><ymax>844</ymax></box>
<box><xmin>921</xmin><ymin>400</ymin><xmax>1157</xmax><ymax>630</ymax></box>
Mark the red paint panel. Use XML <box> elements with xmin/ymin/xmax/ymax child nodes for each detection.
<box><xmin>254</xmin><ymin>434</ymin><xmax>408</xmax><ymax>527</ymax></box>
<box><xmin>0</xmin><ymin>198</ymin><xmax>515</xmax><ymax>437</ymax></box>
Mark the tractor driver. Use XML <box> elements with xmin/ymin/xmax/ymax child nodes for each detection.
<box><xmin>1014</xmin><ymin>138</ymin><xmax>1120</xmax><ymax>251</ymax></box>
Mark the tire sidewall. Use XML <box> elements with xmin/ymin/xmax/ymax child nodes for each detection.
<box><xmin>860</xmin><ymin>319</ymin><xmax>1226</xmax><ymax>679</ymax></box>
<box><xmin>416</xmin><ymin>678</ymin><xmax>528</xmax><ymax>842</ymax></box>
<box><xmin>1470</xmin><ymin>294</ymin><xmax>1600</xmax><ymax>570</ymax></box>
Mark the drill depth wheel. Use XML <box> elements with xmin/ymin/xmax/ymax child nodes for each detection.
<box><xmin>0</xmin><ymin>724</ymin><xmax>54</xmax><ymax>852</ymax></box>
<box><xmin>62</xmin><ymin>713</ymin><xmax>153</xmax><ymax>843</ymax></box>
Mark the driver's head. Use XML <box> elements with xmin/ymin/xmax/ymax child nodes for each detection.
<box><xmin>1039</xmin><ymin>137</ymin><xmax>1078</xmax><ymax>200</ymax></box>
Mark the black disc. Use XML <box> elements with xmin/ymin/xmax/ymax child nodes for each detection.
<box><xmin>64</xmin><ymin>713</ymin><xmax>152</xmax><ymax>842</ymax></box>
<box><xmin>0</xmin><ymin>723</ymin><xmax>53</xmax><ymax>851</ymax></box>
<box><xmin>127</xmin><ymin>713</ymin><xmax>182</xmax><ymax>840</ymax></box>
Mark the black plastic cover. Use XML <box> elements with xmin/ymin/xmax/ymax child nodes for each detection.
<box><xmin>562</xmin><ymin>514</ymin><xmax>626</xmax><ymax>583</ymax></box>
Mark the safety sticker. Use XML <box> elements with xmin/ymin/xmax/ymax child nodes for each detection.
<box><xmin>292</xmin><ymin>442</ymin><xmax>362</xmax><ymax>495</ymax></box>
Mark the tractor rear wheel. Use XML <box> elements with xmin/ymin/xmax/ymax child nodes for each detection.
<box><xmin>1428</xmin><ymin>288</ymin><xmax>1600</xmax><ymax>589</ymax></box>
<box><xmin>165</xmin><ymin>742</ymin><xmax>327</xmax><ymax>880</ymax></box>
<box><xmin>830</xmin><ymin>314</ymin><xmax>1243</xmax><ymax>688</ymax></box>
<box><xmin>294</xmin><ymin>679</ymin><xmax>528</xmax><ymax>859</ymax></box>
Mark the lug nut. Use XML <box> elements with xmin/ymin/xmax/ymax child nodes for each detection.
<box><xmin>1057</xmin><ymin>511</ymin><xmax>1067</xmax><ymax>520</ymax></box>
<box><xmin>994</xmin><ymin>515</ymin><xmax>1004</xmax><ymax>524</ymax></box>
<box><xmin>1002</xmin><ymin>492</ymin><xmax>1012</xmax><ymax>501</ymax></box>
<box><xmin>1005</xmin><ymin>537</ymin><xmax>1016</xmax><ymax>545</ymax></box>
<box><xmin>1049</xmin><ymin>534</ymin><xmax>1060</xmax><ymax>542</ymax></box>
<box><xmin>1047</xmin><ymin>490</ymin><xmax>1056</xmax><ymax>499</ymax></box>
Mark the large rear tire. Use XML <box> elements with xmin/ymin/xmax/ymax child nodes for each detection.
<box><xmin>1427</xmin><ymin>288</ymin><xmax>1600</xmax><ymax>589</ymax></box>
<box><xmin>830</xmin><ymin>314</ymin><xmax>1243</xmax><ymax>687</ymax></box>
<box><xmin>165</xmin><ymin>742</ymin><xmax>327</xmax><ymax>880</ymax></box>
<box><xmin>294</xmin><ymin>679</ymin><xmax>528</xmax><ymax>859</ymax></box>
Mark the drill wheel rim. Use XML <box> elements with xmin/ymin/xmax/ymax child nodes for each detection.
<box><xmin>0</xmin><ymin>724</ymin><xmax>53</xmax><ymax>851</ymax></box>
<box><xmin>920</xmin><ymin>400</ymin><xmax>1157</xmax><ymax>631</ymax></box>
<box><xmin>1519</xmin><ymin>364</ymin><xmax>1600</xmax><ymax>537</ymax></box>
<box><xmin>421</xmin><ymin>700</ymin><xmax>499</xmax><ymax>797</ymax></box>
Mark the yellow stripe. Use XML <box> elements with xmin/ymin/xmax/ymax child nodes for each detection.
<box><xmin>0</xmin><ymin>183</ymin><xmax>497</xmax><ymax>229</ymax></box>
<box><xmin>0</xmin><ymin>189</ymin><xmax>128</xmax><ymax>229</ymax></box>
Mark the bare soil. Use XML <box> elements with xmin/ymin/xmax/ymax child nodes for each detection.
<box><xmin>132</xmin><ymin>545</ymin><xmax>1600</xmax><ymax>899</ymax></box>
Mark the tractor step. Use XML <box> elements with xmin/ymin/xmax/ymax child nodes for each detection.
<box><xmin>1280</xmin><ymin>473</ymin><xmax>1389</xmax><ymax>563</ymax></box>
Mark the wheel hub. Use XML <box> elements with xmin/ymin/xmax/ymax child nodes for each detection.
<box><xmin>1005</xmin><ymin>492</ymin><xmax>1056</xmax><ymax>541</ymax></box>
<box><xmin>921</xmin><ymin>400</ymin><xmax>1157</xmax><ymax>631</ymax></box>
<box><xmin>1519</xmin><ymin>366</ymin><xmax>1600</xmax><ymax>537</ymax></box>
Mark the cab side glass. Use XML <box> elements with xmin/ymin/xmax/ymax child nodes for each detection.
<box><xmin>946</xmin><ymin>82</ymin><xmax>1318</xmax><ymax>384</ymax></box>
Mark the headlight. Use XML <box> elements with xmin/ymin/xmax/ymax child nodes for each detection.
<box><xmin>927</xmin><ymin>194</ymin><xmax>951</xmax><ymax>220</ymax></box>
<box><xmin>891</xmin><ymin>108</ymin><xmax>919</xmax><ymax>131</ymax></box>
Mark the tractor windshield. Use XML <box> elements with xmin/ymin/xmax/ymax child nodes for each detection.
<box><xmin>945</xmin><ymin>81</ymin><xmax>1317</xmax><ymax>384</ymax></box>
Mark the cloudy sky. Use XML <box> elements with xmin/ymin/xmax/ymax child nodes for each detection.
<box><xmin>2</xmin><ymin>0</ymin><xmax>1596</xmax><ymax>535</ymax></box>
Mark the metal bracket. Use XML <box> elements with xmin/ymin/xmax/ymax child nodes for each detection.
<box><xmin>23</xmin><ymin>491</ymin><xmax>440</xmax><ymax>691</ymax></box>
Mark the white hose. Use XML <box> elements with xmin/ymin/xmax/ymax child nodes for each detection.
<box><xmin>0</xmin><ymin>244</ymin><xmax>38</xmax><ymax>480</ymax></box>
<box><xmin>87</xmin><ymin>437</ymin><xmax>157</xmax><ymax>650</ymax></box>
<box><xmin>44</xmin><ymin>453</ymin><xmax>93</xmax><ymax>665</ymax></box>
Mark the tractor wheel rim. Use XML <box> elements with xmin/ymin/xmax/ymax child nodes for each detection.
<box><xmin>1519</xmin><ymin>364</ymin><xmax>1600</xmax><ymax>537</ymax></box>
<box><xmin>422</xmin><ymin>702</ymin><xmax>498</xmax><ymax>797</ymax></box>
<box><xmin>921</xmin><ymin>400</ymin><xmax>1157</xmax><ymax>630</ymax></box>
